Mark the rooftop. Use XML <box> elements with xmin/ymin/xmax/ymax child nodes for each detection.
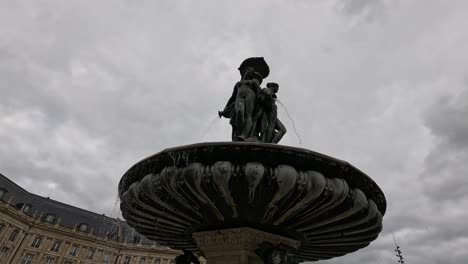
<box><xmin>0</xmin><ymin>172</ymin><xmax>153</xmax><ymax>245</ymax></box>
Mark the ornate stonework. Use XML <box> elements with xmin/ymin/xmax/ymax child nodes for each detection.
<box><xmin>119</xmin><ymin>142</ymin><xmax>386</xmax><ymax>262</ymax></box>
<box><xmin>118</xmin><ymin>58</ymin><xmax>387</xmax><ymax>263</ymax></box>
<box><xmin>193</xmin><ymin>228</ymin><xmax>300</xmax><ymax>251</ymax></box>
<box><xmin>192</xmin><ymin>228</ymin><xmax>299</xmax><ymax>264</ymax></box>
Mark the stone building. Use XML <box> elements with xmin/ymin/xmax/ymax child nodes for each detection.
<box><xmin>0</xmin><ymin>173</ymin><xmax>180</xmax><ymax>264</ymax></box>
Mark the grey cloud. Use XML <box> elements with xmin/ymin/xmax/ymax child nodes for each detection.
<box><xmin>425</xmin><ymin>91</ymin><xmax>468</xmax><ymax>149</ymax></box>
<box><xmin>422</xmin><ymin>89</ymin><xmax>468</xmax><ymax>202</ymax></box>
<box><xmin>1</xmin><ymin>1</ymin><xmax>468</xmax><ymax>264</ymax></box>
<box><xmin>336</xmin><ymin>0</ymin><xmax>386</xmax><ymax>20</ymax></box>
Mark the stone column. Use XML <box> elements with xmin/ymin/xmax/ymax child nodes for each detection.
<box><xmin>192</xmin><ymin>227</ymin><xmax>300</xmax><ymax>264</ymax></box>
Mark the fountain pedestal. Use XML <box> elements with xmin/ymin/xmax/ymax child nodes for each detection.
<box><xmin>193</xmin><ymin>228</ymin><xmax>300</xmax><ymax>264</ymax></box>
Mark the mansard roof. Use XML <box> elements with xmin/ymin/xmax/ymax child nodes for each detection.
<box><xmin>0</xmin><ymin>173</ymin><xmax>153</xmax><ymax>245</ymax></box>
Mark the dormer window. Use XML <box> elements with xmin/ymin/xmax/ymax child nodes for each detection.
<box><xmin>44</xmin><ymin>214</ymin><xmax>55</xmax><ymax>223</ymax></box>
<box><xmin>78</xmin><ymin>223</ymin><xmax>88</xmax><ymax>232</ymax></box>
<box><xmin>22</xmin><ymin>204</ymin><xmax>32</xmax><ymax>214</ymax></box>
<box><xmin>0</xmin><ymin>188</ymin><xmax>6</xmax><ymax>199</ymax></box>
<box><xmin>133</xmin><ymin>236</ymin><xmax>141</xmax><ymax>244</ymax></box>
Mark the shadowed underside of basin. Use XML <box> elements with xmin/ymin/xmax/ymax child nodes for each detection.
<box><xmin>118</xmin><ymin>142</ymin><xmax>386</xmax><ymax>262</ymax></box>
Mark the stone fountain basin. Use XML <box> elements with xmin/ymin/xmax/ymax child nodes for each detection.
<box><xmin>118</xmin><ymin>142</ymin><xmax>386</xmax><ymax>262</ymax></box>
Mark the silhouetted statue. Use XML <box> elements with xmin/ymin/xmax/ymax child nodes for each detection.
<box><xmin>257</xmin><ymin>82</ymin><xmax>287</xmax><ymax>143</ymax></box>
<box><xmin>219</xmin><ymin>57</ymin><xmax>286</xmax><ymax>143</ymax></box>
<box><xmin>234</xmin><ymin>68</ymin><xmax>263</xmax><ymax>141</ymax></box>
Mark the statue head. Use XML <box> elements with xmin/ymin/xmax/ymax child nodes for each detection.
<box><xmin>266</xmin><ymin>82</ymin><xmax>279</xmax><ymax>93</ymax></box>
<box><xmin>241</xmin><ymin>66</ymin><xmax>255</xmax><ymax>79</ymax></box>
<box><xmin>252</xmin><ymin>72</ymin><xmax>263</xmax><ymax>85</ymax></box>
<box><xmin>271</xmin><ymin>250</ymin><xmax>283</xmax><ymax>264</ymax></box>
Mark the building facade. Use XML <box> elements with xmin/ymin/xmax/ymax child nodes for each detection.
<box><xmin>0</xmin><ymin>173</ymin><xmax>180</xmax><ymax>264</ymax></box>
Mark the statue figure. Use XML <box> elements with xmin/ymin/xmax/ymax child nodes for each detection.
<box><xmin>234</xmin><ymin>68</ymin><xmax>263</xmax><ymax>141</ymax></box>
<box><xmin>219</xmin><ymin>57</ymin><xmax>287</xmax><ymax>144</ymax></box>
<box><xmin>255</xmin><ymin>242</ymin><xmax>299</xmax><ymax>264</ymax></box>
<box><xmin>256</xmin><ymin>82</ymin><xmax>287</xmax><ymax>143</ymax></box>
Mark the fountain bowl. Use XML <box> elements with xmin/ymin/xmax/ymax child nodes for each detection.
<box><xmin>119</xmin><ymin>142</ymin><xmax>386</xmax><ymax>262</ymax></box>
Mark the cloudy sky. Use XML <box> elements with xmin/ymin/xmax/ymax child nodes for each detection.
<box><xmin>1</xmin><ymin>0</ymin><xmax>467</xmax><ymax>263</ymax></box>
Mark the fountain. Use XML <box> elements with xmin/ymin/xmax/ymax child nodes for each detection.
<box><xmin>118</xmin><ymin>58</ymin><xmax>386</xmax><ymax>264</ymax></box>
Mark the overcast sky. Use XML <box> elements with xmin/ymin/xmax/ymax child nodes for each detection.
<box><xmin>1</xmin><ymin>0</ymin><xmax>467</xmax><ymax>263</ymax></box>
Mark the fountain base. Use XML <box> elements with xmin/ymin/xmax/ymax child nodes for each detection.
<box><xmin>118</xmin><ymin>142</ymin><xmax>386</xmax><ymax>262</ymax></box>
<box><xmin>193</xmin><ymin>227</ymin><xmax>300</xmax><ymax>264</ymax></box>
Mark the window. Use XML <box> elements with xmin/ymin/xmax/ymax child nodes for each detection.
<box><xmin>44</xmin><ymin>256</ymin><xmax>55</xmax><ymax>264</ymax></box>
<box><xmin>21</xmin><ymin>253</ymin><xmax>34</xmax><ymax>264</ymax></box>
<box><xmin>133</xmin><ymin>236</ymin><xmax>141</xmax><ymax>244</ymax></box>
<box><xmin>140</xmin><ymin>257</ymin><xmax>146</xmax><ymax>264</ymax></box>
<box><xmin>64</xmin><ymin>260</ymin><xmax>75</xmax><ymax>264</ymax></box>
<box><xmin>30</xmin><ymin>236</ymin><xmax>42</xmax><ymax>248</ymax></box>
<box><xmin>124</xmin><ymin>256</ymin><xmax>131</xmax><ymax>264</ymax></box>
<box><xmin>44</xmin><ymin>214</ymin><xmax>55</xmax><ymax>223</ymax></box>
<box><xmin>9</xmin><ymin>229</ymin><xmax>19</xmax><ymax>241</ymax></box>
<box><xmin>78</xmin><ymin>223</ymin><xmax>88</xmax><ymax>232</ymax></box>
<box><xmin>22</xmin><ymin>204</ymin><xmax>32</xmax><ymax>214</ymax></box>
<box><xmin>102</xmin><ymin>254</ymin><xmax>111</xmax><ymax>263</ymax></box>
<box><xmin>154</xmin><ymin>258</ymin><xmax>161</xmax><ymax>264</ymax></box>
<box><xmin>50</xmin><ymin>241</ymin><xmax>61</xmax><ymax>252</ymax></box>
<box><xmin>0</xmin><ymin>223</ymin><xmax>5</xmax><ymax>234</ymax></box>
<box><xmin>87</xmin><ymin>248</ymin><xmax>95</xmax><ymax>259</ymax></box>
<box><xmin>0</xmin><ymin>247</ymin><xmax>10</xmax><ymax>261</ymax></box>
<box><xmin>0</xmin><ymin>188</ymin><xmax>6</xmax><ymax>199</ymax></box>
<box><xmin>69</xmin><ymin>244</ymin><xmax>78</xmax><ymax>256</ymax></box>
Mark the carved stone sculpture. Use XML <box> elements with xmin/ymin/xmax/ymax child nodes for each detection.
<box><xmin>118</xmin><ymin>58</ymin><xmax>387</xmax><ymax>263</ymax></box>
<box><xmin>119</xmin><ymin>142</ymin><xmax>386</xmax><ymax>261</ymax></box>
<box><xmin>255</xmin><ymin>242</ymin><xmax>299</xmax><ymax>264</ymax></box>
<box><xmin>219</xmin><ymin>57</ymin><xmax>286</xmax><ymax>143</ymax></box>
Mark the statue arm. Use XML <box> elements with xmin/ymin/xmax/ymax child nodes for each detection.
<box><xmin>219</xmin><ymin>83</ymin><xmax>239</xmax><ymax>118</ymax></box>
<box><xmin>272</xmin><ymin>118</ymin><xmax>286</xmax><ymax>144</ymax></box>
<box><xmin>226</xmin><ymin>83</ymin><xmax>238</xmax><ymax>108</ymax></box>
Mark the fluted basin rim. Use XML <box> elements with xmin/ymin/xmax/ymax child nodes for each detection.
<box><xmin>118</xmin><ymin>141</ymin><xmax>386</xmax><ymax>215</ymax></box>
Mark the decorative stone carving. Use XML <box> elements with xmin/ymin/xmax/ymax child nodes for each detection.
<box><xmin>192</xmin><ymin>228</ymin><xmax>300</xmax><ymax>264</ymax></box>
<box><xmin>255</xmin><ymin>242</ymin><xmax>299</xmax><ymax>264</ymax></box>
<box><xmin>262</xmin><ymin>165</ymin><xmax>297</xmax><ymax>223</ymax></box>
<box><xmin>244</xmin><ymin>162</ymin><xmax>264</xmax><ymax>203</ymax></box>
<box><xmin>118</xmin><ymin>57</ymin><xmax>386</xmax><ymax>263</ymax></box>
<box><xmin>119</xmin><ymin>142</ymin><xmax>386</xmax><ymax>262</ymax></box>
<box><xmin>212</xmin><ymin>161</ymin><xmax>237</xmax><ymax>217</ymax></box>
<box><xmin>193</xmin><ymin>228</ymin><xmax>300</xmax><ymax>251</ymax></box>
<box><xmin>219</xmin><ymin>57</ymin><xmax>286</xmax><ymax>143</ymax></box>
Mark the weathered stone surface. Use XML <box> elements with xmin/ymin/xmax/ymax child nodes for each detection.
<box><xmin>192</xmin><ymin>228</ymin><xmax>299</xmax><ymax>264</ymax></box>
<box><xmin>119</xmin><ymin>142</ymin><xmax>386</xmax><ymax>262</ymax></box>
<box><xmin>194</xmin><ymin>227</ymin><xmax>300</xmax><ymax>251</ymax></box>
